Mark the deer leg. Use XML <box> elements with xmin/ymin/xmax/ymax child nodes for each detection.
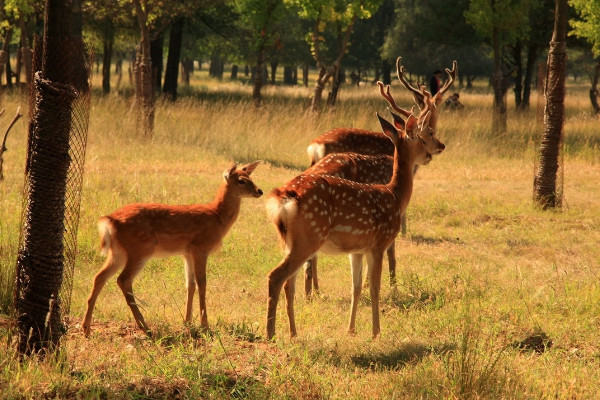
<box><xmin>303</xmin><ymin>255</ymin><xmax>320</xmax><ymax>299</ymax></box>
<box><xmin>192</xmin><ymin>253</ymin><xmax>209</xmax><ymax>329</ymax></box>
<box><xmin>366</xmin><ymin>251</ymin><xmax>384</xmax><ymax>339</ymax></box>
<box><xmin>82</xmin><ymin>249</ymin><xmax>126</xmax><ymax>336</ymax></box>
<box><xmin>284</xmin><ymin>271</ymin><xmax>298</xmax><ymax>337</ymax></box>
<box><xmin>116</xmin><ymin>259</ymin><xmax>150</xmax><ymax>335</ymax></box>
<box><xmin>401</xmin><ymin>212</ymin><xmax>407</xmax><ymax>236</ymax></box>
<box><xmin>387</xmin><ymin>240</ymin><xmax>397</xmax><ymax>286</ymax></box>
<box><xmin>303</xmin><ymin>257</ymin><xmax>314</xmax><ymax>299</ymax></box>
<box><xmin>183</xmin><ymin>254</ymin><xmax>195</xmax><ymax>323</ymax></box>
<box><xmin>267</xmin><ymin>250</ymin><xmax>312</xmax><ymax>340</ymax></box>
<box><xmin>312</xmin><ymin>254</ymin><xmax>319</xmax><ymax>293</ymax></box>
<box><xmin>348</xmin><ymin>253</ymin><xmax>364</xmax><ymax>335</ymax></box>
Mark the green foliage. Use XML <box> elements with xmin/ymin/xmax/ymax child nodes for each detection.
<box><xmin>569</xmin><ymin>0</ymin><xmax>600</xmax><ymax>56</ymax></box>
<box><xmin>465</xmin><ymin>0</ymin><xmax>533</xmax><ymax>45</ymax></box>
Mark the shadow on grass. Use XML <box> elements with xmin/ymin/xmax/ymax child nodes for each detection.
<box><xmin>350</xmin><ymin>342</ymin><xmax>455</xmax><ymax>370</ymax></box>
<box><xmin>409</xmin><ymin>234</ymin><xmax>461</xmax><ymax>245</ymax></box>
<box><xmin>65</xmin><ymin>372</ymin><xmax>268</xmax><ymax>399</ymax></box>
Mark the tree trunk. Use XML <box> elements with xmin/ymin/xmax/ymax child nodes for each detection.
<box><xmin>253</xmin><ymin>48</ymin><xmax>265</xmax><ymax>108</ymax></box>
<box><xmin>133</xmin><ymin>0</ymin><xmax>154</xmax><ymax>137</ymax></box>
<box><xmin>230</xmin><ymin>64</ymin><xmax>238</xmax><ymax>80</ymax></box>
<box><xmin>101</xmin><ymin>22</ymin><xmax>114</xmax><ymax>94</ymax></box>
<box><xmin>302</xmin><ymin>63</ymin><xmax>309</xmax><ymax>87</ymax></box>
<box><xmin>310</xmin><ymin>66</ymin><xmax>327</xmax><ymax>113</ymax></box>
<box><xmin>163</xmin><ymin>18</ymin><xmax>184</xmax><ymax>100</ymax></box>
<box><xmin>492</xmin><ymin>26</ymin><xmax>507</xmax><ymax>132</ymax></box>
<box><xmin>270</xmin><ymin>61</ymin><xmax>277</xmax><ymax>84</ymax></box>
<box><xmin>15</xmin><ymin>0</ymin><xmax>89</xmax><ymax>356</ymax></box>
<box><xmin>522</xmin><ymin>44</ymin><xmax>538</xmax><ymax>109</ymax></box>
<box><xmin>181</xmin><ymin>57</ymin><xmax>192</xmax><ymax>85</ymax></box>
<box><xmin>513</xmin><ymin>41</ymin><xmax>523</xmax><ymax>110</ymax></box>
<box><xmin>534</xmin><ymin>0</ymin><xmax>567</xmax><ymax>209</ymax></box>
<box><xmin>381</xmin><ymin>59</ymin><xmax>392</xmax><ymax>85</ymax></box>
<box><xmin>150</xmin><ymin>34</ymin><xmax>163</xmax><ymax>92</ymax></box>
<box><xmin>283</xmin><ymin>66</ymin><xmax>294</xmax><ymax>85</ymax></box>
<box><xmin>327</xmin><ymin>65</ymin><xmax>341</xmax><ymax>106</ymax></box>
<box><xmin>0</xmin><ymin>27</ymin><xmax>13</xmax><ymax>88</ymax></box>
<box><xmin>589</xmin><ymin>58</ymin><xmax>600</xmax><ymax>115</ymax></box>
<box><xmin>209</xmin><ymin>53</ymin><xmax>224</xmax><ymax>79</ymax></box>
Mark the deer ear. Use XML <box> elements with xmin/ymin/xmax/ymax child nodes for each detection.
<box><xmin>389</xmin><ymin>110</ymin><xmax>405</xmax><ymax>130</ymax></box>
<box><xmin>223</xmin><ymin>163</ymin><xmax>237</xmax><ymax>180</ymax></box>
<box><xmin>376</xmin><ymin>112</ymin><xmax>400</xmax><ymax>145</ymax></box>
<box><xmin>405</xmin><ymin>114</ymin><xmax>418</xmax><ymax>138</ymax></box>
<box><xmin>240</xmin><ymin>160</ymin><xmax>260</xmax><ymax>175</ymax></box>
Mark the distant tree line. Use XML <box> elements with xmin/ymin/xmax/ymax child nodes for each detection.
<box><xmin>0</xmin><ymin>0</ymin><xmax>599</xmax><ymax>115</ymax></box>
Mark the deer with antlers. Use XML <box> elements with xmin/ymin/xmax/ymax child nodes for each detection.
<box><xmin>265</xmin><ymin>110</ymin><xmax>432</xmax><ymax>340</ymax></box>
<box><xmin>0</xmin><ymin>107</ymin><xmax>23</xmax><ymax>182</ymax></box>
<box><xmin>302</xmin><ymin>58</ymin><xmax>455</xmax><ymax>296</ymax></box>
<box><xmin>82</xmin><ymin>162</ymin><xmax>263</xmax><ymax>336</ymax></box>
<box><xmin>306</xmin><ymin>57</ymin><xmax>456</xmax><ymax>166</ymax></box>
<box><xmin>302</xmin><ymin>105</ymin><xmax>442</xmax><ymax>297</ymax></box>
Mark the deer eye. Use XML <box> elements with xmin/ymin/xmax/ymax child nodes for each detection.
<box><xmin>238</xmin><ymin>179</ymin><xmax>246</xmax><ymax>185</ymax></box>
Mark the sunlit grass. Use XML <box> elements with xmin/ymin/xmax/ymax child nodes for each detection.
<box><xmin>1</xmin><ymin>70</ymin><xmax>600</xmax><ymax>398</ymax></box>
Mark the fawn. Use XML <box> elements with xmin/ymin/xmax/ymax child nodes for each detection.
<box><xmin>82</xmin><ymin>162</ymin><xmax>262</xmax><ymax>336</ymax></box>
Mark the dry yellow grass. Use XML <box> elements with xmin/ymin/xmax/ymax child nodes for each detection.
<box><xmin>1</xmin><ymin>72</ymin><xmax>599</xmax><ymax>398</ymax></box>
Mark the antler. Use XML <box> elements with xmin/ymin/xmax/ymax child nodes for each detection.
<box><xmin>396</xmin><ymin>56</ymin><xmax>425</xmax><ymax>110</ymax></box>
<box><xmin>377</xmin><ymin>81</ymin><xmax>411</xmax><ymax>118</ymax></box>
<box><xmin>0</xmin><ymin>107</ymin><xmax>23</xmax><ymax>181</ymax></box>
<box><xmin>437</xmin><ymin>60</ymin><xmax>458</xmax><ymax>97</ymax></box>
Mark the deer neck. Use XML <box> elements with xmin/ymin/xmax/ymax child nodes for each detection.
<box><xmin>210</xmin><ymin>183</ymin><xmax>242</xmax><ymax>228</ymax></box>
<box><xmin>388</xmin><ymin>143</ymin><xmax>415</xmax><ymax>203</ymax></box>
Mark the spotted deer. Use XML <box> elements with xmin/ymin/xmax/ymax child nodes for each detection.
<box><xmin>82</xmin><ymin>162</ymin><xmax>263</xmax><ymax>336</ymax></box>
<box><xmin>302</xmin><ymin>67</ymin><xmax>451</xmax><ymax>297</ymax></box>
<box><xmin>302</xmin><ymin>108</ymin><xmax>443</xmax><ymax>297</ymax></box>
<box><xmin>265</xmin><ymin>112</ymin><xmax>432</xmax><ymax>339</ymax></box>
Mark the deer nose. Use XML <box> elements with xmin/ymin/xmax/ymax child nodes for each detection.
<box><xmin>438</xmin><ymin>143</ymin><xmax>445</xmax><ymax>153</ymax></box>
<box><xmin>257</xmin><ymin>189</ymin><xmax>264</xmax><ymax>196</ymax></box>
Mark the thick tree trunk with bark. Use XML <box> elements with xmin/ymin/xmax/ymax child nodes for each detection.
<box><xmin>15</xmin><ymin>0</ymin><xmax>89</xmax><ymax>356</ymax></box>
<box><xmin>163</xmin><ymin>18</ymin><xmax>183</xmax><ymax>100</ymax></box>
<box><xmin>534</xmin><ymin>0</ymin><xmax>567</xmax><ymax>209</ymax></box>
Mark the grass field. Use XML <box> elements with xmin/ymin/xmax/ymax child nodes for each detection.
<box><xmin>1</xmin><ymin>69</ymin><xmax>600</xmax><ymax>399</ymax></box>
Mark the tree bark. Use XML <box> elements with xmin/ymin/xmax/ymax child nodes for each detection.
<box><xmin>15</xmin><ymin>0</ymin><xmax>89</xmax><ymax>356</ymax></box>
<box><xmin>163</xmin><ymin>18</ymin><xmax>184</xmax><ymax>100</ymax></box>
<box><xmin>534</xmin><ymin>0</ymin><xmax>567</xmax><ymax>209</ymax></box>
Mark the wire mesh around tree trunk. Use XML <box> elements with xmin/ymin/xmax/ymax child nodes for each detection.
<box><xmin>13</xmin><ymin>35</ymin><xmax>91</xmax><ymax>355</ymax></box>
